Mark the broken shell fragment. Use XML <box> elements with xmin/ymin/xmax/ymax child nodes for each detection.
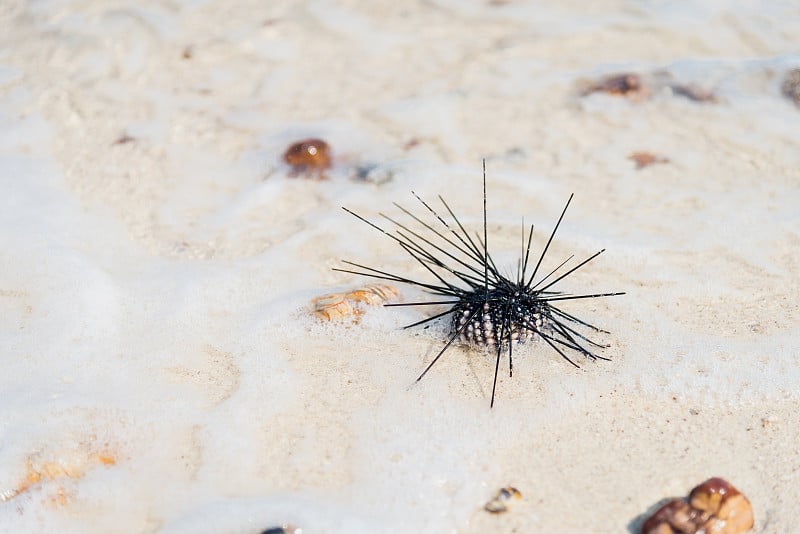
<box><xmin>641</xmin><ymin>477</ymin><xmax>754</xmax><ymax>534</ymax></box>
<box><xmin>484</xmin><ymin>486</ymin><xmax>522</xmax><ymax>513</ymax></box>
<box><xmin>312</xmin><ymin>284</ymin><xmax>399</xmax><ymax>321</ymax></box>
<box><xmin>781</xmin><ymin>68</ymin><xmax>800</xmax><ymax>107</ymax></box>
<box><xmin>628</xmin><ymin>152</ymin><xmax>669</xmax><ymax>170</ymax></box>
<box><xmin>582</xmin><ymin>73</ymin><xmax>649</xmax><ymax>100</ymax></box>
<box><xmin>346</xmin><ymin>284</ymin><xmax>400</xmax><ymax>305</ymax></box>
<box><xmin>3</xmin><ymin>441</ymin><xmax>118</xmax><ymax>504</ymax></box>
<box><xmin>283</xmin><ymin>138</ymin><xmax>331</xmax><ymax>178</ymax></box>
<box><xmin>311</xmin><ymin>293</ymin><xmax>354</xmax><ymax>321</ymax></box>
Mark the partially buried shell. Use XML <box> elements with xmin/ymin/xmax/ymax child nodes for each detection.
<box><xmin>312</xmin><ymin>284</ymin><xmax>399</xmax><ymax>321</ymax></box>
<box><xmin>484</xmin><ymin>486</ymin><xmax>522</xmax><ymax>513</ymax></box>
<box><xmin>347</xmin><ymin>284</ymin><xmax>400</xmax><ymax>305</ymax></box>
<box><xmin>311</xmin><ymin>293</ymin><xmax>354</xmax><ymax>321</ymax></box>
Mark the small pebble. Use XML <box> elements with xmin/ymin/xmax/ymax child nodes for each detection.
<box><xmin>283</xmin><ymin>138</ymin><xmax>332</xmax><ymax>178</ymax></box>
<box><xmin>641</xmin><ymin>477</ymin><xmax>753</xmax><ymax>534</ymax></box>
<box><xmin>484</xmin><ymin>486</ymin><xmax>522</xmax><ymax>513</ymax></box>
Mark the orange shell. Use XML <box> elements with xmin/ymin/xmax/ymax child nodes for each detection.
<box><xmin>283</xmin><ymin>138</ymin><xmax>332</xmax><ymax>176</ymax></box>
<box><xmin>312</xmin><ymin>284</ymin><xmax>399</xmax><ymax>321</ymax></box>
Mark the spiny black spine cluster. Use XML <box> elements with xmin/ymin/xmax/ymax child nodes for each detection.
<box><xmin>335</xmin><ymin>162</ymin><xmax>624</xmax><ymax>407</ymax></box>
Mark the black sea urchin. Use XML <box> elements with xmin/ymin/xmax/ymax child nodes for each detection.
<box><xmin>336</xmin><ymin>162</ymin><xmax>624</xmax><ymax>407</ymax></box>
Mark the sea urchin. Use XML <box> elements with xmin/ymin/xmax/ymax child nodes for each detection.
<box><xmin>336</xmin><ymin>162</ymin><xmax>624</xmax><ymax>407</ymax></box>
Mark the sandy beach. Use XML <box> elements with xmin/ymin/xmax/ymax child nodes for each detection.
<box><xmin>1</xmin><ymin>1</ymin><xmax>799</xmax><ymax>532</ymax></box>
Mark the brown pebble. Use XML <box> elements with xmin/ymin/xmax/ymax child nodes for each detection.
<box><xmin>484</xmin><ymin>486</ymin><xmax>522</xmax><ymax>513</ymax></box>
<box><xmin>582</xmin><ymin>73</ymin><xmax>649</xmax><ymax>100</ymax></box>
<box><xmin>628</xmin><ymin>152</ymin><xmax>669</xmax><ymax>170</ymax></box>
<box><xmin>283</xmin><ymin>138</ymin><xmax>332</xmax><ymax>178</ymax></box>
<box><xmin>781</xmin><ymin>68</ymin><xmax>800</xmax><ymax>107</ymax></box>
<box><xmin>641</xmin><ymin>478</ymin><xmax>754</xmax><ymax>534</ymax></box>
<box><xmin>312</xmin><ymin>284</ymin><xmax>399</xmax><ymax>321</ymax></box>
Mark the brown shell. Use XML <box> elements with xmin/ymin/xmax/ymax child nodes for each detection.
<box><xmin>283</xmin><ymin>138</ymin><xmax>332</xmax><ymax>178</ymax></box>
<box><xmin>641</xmin><ymin>478</ymin><xmax>754</xmax><ymax>534</ymax></box>
<box><xmin>582</xmin><ymin>73</ymin><xmax>649</xmax><ymax>100</ymax></box>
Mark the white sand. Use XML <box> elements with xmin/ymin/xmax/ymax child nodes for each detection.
<box><xmin>1</xmin><ymin>1</ymin><xmax>799</xmax><ymax>532</ymax></box>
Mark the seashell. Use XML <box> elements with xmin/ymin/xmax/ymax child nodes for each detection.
<box><xmin>283</xmin><ymin>138</ymin><xmax>331</xmax><ymax>178</ymax></box>
<box><xmin>346</xmin><ymin>284</ymin><xmax>400</xmax><ymax>305</ymax></box>
<box><xmin>312</xmin><ymin>284</ymin><xmax>399</xmax><ymax>321</ymax></box>
<box><xmin>484</xmin><ymin>486</ymin><xmax>522</xmax><ymax>513</ymax></box>
<box><xmin>641</xmin><ymin>477</ymin><xmax>754</xmax><ymax>534</ymax></box>
<box><xmin>311</xmin><ymin>293</ymin><xmax>355</xmax><ymax>321</ymax></box>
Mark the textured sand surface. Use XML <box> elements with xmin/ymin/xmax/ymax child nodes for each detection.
<box><xmin>1</xmin><ymin>1</ymin><xmax>799</xmax><ymax>532</ymax></box>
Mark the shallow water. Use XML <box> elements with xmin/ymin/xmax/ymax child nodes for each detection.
<box><xmin>1</xmin><ymin>1</ymin><xmax>799</xmax><ymax>532</ymax></box>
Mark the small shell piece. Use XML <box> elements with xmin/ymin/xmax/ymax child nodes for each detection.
<box><xmin>347</xmin><ymin>284</ymin><xmax>400</xmax><ymax>305</ymax></box>
<box><xmin>283</xmin><ymin>138</ymin><xmax>331</xmax><ymax>178</ymax></box>
<box><xmin>311</xmin><ymin>293</ymin><xmax>354</xmax><ymax>321</ymax></box>
<box><xmin>312</xmin><ymin>284</ymin><xmax>399</xmax><ymax>321</ymax></box>
<box><xmin>582</xmin><ymin>73</ymin><xmax>649</xmax><ymax>100</ymax></box>
<box><xmin>484</xmin><ymin>486</ymin><xmax>522</xmax><ymax>513</ymax></box>
<box><xmin>641</xmin><ymin>477</ymin><xmax>754</xmax><ymax>534</ymax></box>
<box><xmin>3</xmin><ymin>443</ymin><xmax>117</xmax><ymax>504</ymax></box>
<box><xmin>628</xmin><ymin>152</ymin><xmax>669</xmax><ymax>170</ymax></box>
